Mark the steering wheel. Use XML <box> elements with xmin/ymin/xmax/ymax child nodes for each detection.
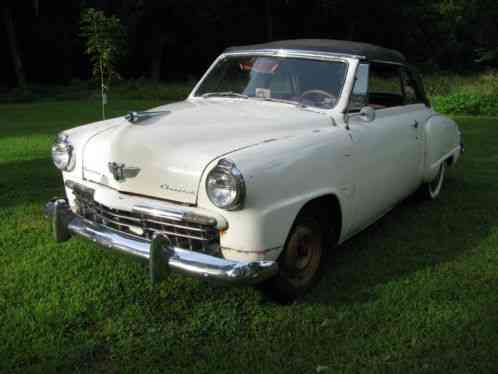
<box><xmin>299</xmin><ymin>89</ymin><xmax>337</xmax><ymax>107</ymax></box>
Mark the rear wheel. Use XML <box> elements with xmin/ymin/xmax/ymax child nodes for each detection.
<box><xmin>417</xmin><ymin>162</ymin><xmax>446</xmax><ymax>200</ymax></box>
<box><xmin>268</xmin><ymin>215</ymin><xmax>325</xmax><ymax>302</ymax></box>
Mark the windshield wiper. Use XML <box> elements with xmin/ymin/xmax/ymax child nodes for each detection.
<box><xmin>201</xmin><ymin>91</ymin><xmax>248</xmax><ymax>99</ymax></box>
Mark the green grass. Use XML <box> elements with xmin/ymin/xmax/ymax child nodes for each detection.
<box><xmin>0</xmin><ymin>80</ymin><xmax>194</xmax><ymax>104</ymax></box>
<box><xmin>1</xmin><ymin>100</ymin><xmax>498</xmax><ymax>373</ymax></box>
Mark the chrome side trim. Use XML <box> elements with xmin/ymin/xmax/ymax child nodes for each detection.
<box><xmin>222</xmin><ymin>49</ymin><xmax>364</xmax><ymax>61</ymax></box>
<box><xmin>430</xmin><ymin>145</ymin><xmax>461</xmax><ymax>170</ymax></box>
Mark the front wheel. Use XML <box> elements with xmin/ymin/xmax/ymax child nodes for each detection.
<box><xmin>268</xmin><ymin>215</ymin><xmax>325</xmax><ymax>302</ymax></box>
<box><xmin>417</xmin><ymin>162</ymin><xmax>446</xmax><ymax>200</ymax></box>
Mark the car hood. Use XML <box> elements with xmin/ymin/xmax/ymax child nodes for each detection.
<box><xmin>82</xmin><ymin>99</ymin><xmax>331</xmax><ymax>204</ymax></box>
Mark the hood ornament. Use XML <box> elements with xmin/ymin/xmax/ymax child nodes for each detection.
<box><xmin>125</xmin><ymin>110</ymin><xmax>170</xmax><ymax>124</ymax></box>
<box><xmin>108</xmin><ymin>162</ymin><xmax>141</xmax><ymax>181</ymax></box>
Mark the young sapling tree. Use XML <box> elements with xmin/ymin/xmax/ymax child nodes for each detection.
<box><xmin>80</xmin><ymin>8</ymin><xmax>126</xmax><ymax>119</ymax></box>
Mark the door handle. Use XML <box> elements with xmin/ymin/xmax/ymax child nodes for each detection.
<box><xmin>412</xmin><ymin>120</ymin><xmax>419</xmax><ymax>129</ymax></box>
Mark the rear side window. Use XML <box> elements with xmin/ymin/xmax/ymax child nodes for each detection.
<box><xmin>367</xmin><ymin>63</ymin><xmax>404</xmax><ymax>109</ymax></box>
<box><xmin>401</xmin><ymin>68</ymin><xmax>426</xmax><ymax>105</ymax></box>
<box><xmin>350</xmin><ymin>63</ymin><xmax>428</xmax><ymax>111</ymax></box>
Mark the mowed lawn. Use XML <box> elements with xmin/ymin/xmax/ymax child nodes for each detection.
<box><xmin>1</xmin><ymin>100</ymin><xmax>498</xmax><ymax>373</ymax></box>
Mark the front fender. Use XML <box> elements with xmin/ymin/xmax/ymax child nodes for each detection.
<box><xmin>196</xmin><ymin>126</ymin><xmax>353</xmax><ymax>262</ymax></box>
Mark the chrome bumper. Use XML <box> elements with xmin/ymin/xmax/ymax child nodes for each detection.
<box><xmin>44</xmin><ymin>199</ymin><xmax>278</xmax><ymax>285</ymax></box>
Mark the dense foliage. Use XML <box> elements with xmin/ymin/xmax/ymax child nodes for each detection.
<box><xmin>427</xmin><ymin>71</ymin><xmax>498</xmax><ymax>116</ymax></box>
<box><xmin>433</xmin><ymin>94</ymin><xmax>498</xmax><ymax>117</ymax></box>
<box><xmin>1</xmin><ymin>0</ymin><xmax>497</xmax><ymax>88</ymax></box>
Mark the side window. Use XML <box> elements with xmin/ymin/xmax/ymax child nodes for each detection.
<box><xmin>367</xmin><ymin>63</ymin><xmax>403</xmax><ymax>109</ymax></box>
<box><xmin>350</xmin><ymin>63</ymin><xmax>408</xmax><ymax>112</ymax></box>
<box><xmin>401</xmin><ymin>69</ymin><xmax>425</xmax><ymax>105</ymax></box>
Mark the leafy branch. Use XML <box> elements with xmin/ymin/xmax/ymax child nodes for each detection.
<box><xmin>80</xmin><ymin>8</ymin><xmax>126</xmax><ymax>119</ymax></box>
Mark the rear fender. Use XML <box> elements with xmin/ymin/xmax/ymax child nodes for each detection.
<box><xmin>423</xmin><ymin>115</ymin><xmax>460</xmax><ymax>182</ymax></box>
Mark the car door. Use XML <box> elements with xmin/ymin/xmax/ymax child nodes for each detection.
<box><xmin>400</xmin><ymin>67</ymin><xmax>434</xmax><ymax>176</ymax></box>
<box><xmin>347</xmin><ymin>63</ymin><xmax>423</xmax><ymax>231</ymax></box>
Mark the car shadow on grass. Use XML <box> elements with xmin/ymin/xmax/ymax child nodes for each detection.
<box><xmin>306</xmin><ymin>170</ymin><xmax>497</xmax><ymax>305</ymax></box>
<box><xmin>0</xmin><ymin>158</ymin><xmax>64</xmax><ymax>210</ymax></box>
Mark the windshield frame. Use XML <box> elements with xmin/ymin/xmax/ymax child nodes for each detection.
<box><xmin>189</xmin><ymin>49</ymin><xmax>352</xmax><ymax>112</ymax></box>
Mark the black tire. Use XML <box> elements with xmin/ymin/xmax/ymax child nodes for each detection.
<box><xmin>416</xmin><ymin>162</ymin><xmax>446</xmax><ymax>200</ymax></box>
<box><xmin>268</xmin><ymin>214</ymin><xmax>325</xmax><ymax>302</ymax></box>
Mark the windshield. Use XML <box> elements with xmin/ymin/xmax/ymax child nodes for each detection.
<box><xmin>194</xmin><ymin>55</ymin><xmax>347</xmax><ymax>109</ymax></box>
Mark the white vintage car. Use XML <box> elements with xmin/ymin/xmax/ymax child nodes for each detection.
<box><xmin>45</xmin><ymin>39</ymin><xmax>463</xmax><ymax>300</ymax></box>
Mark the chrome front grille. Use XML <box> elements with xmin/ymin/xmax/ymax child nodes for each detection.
<box><xmin>72</xmin><ymin>189</ymin><xmax>221</xmax><ymax>256</ymax></box>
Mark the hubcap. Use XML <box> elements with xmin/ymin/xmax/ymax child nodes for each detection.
<box><xmin>295</xmin><ymin>235</ymin><xmax>312</xmax><ymax>270</ymax></box>
<box><xmin>282</xmin><ymin>224</ymin><xmax>322</xmax><ymax>287</ymax></box>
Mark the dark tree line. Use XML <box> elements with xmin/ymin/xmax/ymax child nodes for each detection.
<box><xmin>1</xmin><ymin>0</ymin><xmax>497</xmax><ymax>89</ymax></box>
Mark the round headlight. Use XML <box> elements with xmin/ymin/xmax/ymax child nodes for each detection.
<box><xmin>51</xmin><ymin>134</ymin><xmax>75</xmax><ymax>171</ymax></box>
<box><xmin>206</xmin><ymin>159</ymin><xmax>246</xmax><ymax>210</ymax></box>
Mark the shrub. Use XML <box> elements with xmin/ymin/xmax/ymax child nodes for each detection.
<box><xmin>433</xmin><ymin>93</ymin><xmax>498</xmax><ymax>116</ymax></box>
<box><xmin>423</xmin><ymin>70</ymin><xmax>498</xmax><ymax>97</ymax></box>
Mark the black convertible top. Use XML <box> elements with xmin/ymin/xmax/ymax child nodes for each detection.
<box><xmin>225</xmin><ymin>39</ymin><xmax>406</xmax><ymax>64</ymax></box>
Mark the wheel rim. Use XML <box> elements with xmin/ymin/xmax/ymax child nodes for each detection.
<box><xmin>429</xmin><ymin>163</ymin><xmax>445</xmax><ymax>198</ymax></box>
<box><xmin>281</xmin><ymin>224</ymin><xmax>322</xmax><ymax>288</ymax></box>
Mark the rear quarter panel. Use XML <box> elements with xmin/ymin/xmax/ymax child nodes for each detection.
<box><xmin>423</xmin><ymin>114</ymin><xmax>461</xmax><ymax>181</ymax></box>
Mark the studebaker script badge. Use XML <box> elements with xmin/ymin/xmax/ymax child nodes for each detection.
<box><xmin>160</xmin><ymin>183</ymin><xmax>195</xmax><ymax>195</ymax></box>
<box><xmin>108</xmin><ymin>162</ymin><xmax>141</xmax><ymax>182</ymax></box>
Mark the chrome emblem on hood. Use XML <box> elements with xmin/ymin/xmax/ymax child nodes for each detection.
<box><xmin>125</xmin><ymin>110</ymin><xmax>171</xmax><ymax>124</ymax></box>
<box><xmin>108</xmin><ymin>162</ymin><xmax>141</xmax><ymax>181</ymax></box>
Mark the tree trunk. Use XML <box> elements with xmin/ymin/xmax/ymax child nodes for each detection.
<box><xmin>2</xmin><ymin>6</ymin><xmax>27</xmax><ymax>89</ymax></box>
<box><xmin>265</xmin><ymin>0</ymin><xmax>273</xmax><ymax>41</ymax></box>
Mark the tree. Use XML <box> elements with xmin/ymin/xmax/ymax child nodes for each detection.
<box><xmin>1</xmin><ymin>5</ymin><xmax>27</xmax><ymax>89</ymax></box>
<box><xmin>80</xmin><ymin>8</ymin><xmax>126</xmax><ymax>119</ymax></box>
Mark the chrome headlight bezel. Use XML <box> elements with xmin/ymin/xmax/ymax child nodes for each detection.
<box><xmin>206</xmin><ymin>159</ymin><xmax>246</xmax><ymax>211</ymax></box>
<box><xmin>51</xmin><ymin>134</ymin><xmax>75</xmax><ymax>172</ymax></box>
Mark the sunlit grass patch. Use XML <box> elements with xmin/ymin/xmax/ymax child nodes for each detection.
<box><xmin>0</xmin><ymin>101</ymin><xmax>497</xmax><ymax>373</ymax></box>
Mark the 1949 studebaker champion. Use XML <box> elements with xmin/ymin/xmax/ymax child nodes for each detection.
<box><xmin>45</xmin><ymin>39</ymin><xmax>463</xmax><ymax>300</ymax></box>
